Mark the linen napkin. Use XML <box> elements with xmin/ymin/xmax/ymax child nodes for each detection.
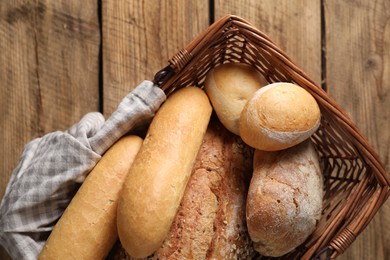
<box><xmin>0</xmin><ymin>80</ymin><xmax>166</xmax><ymax>260</ymax></box>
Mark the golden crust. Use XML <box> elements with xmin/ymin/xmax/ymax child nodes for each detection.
<box><xmin>117</xmin><ymin>87</ymin><xmax>212</xmax><ymax>258</ymax></box>
<box><xmin>112</xmin><ymin>121</ymin><xmax>256</xmax><ymax>260</ymax></box>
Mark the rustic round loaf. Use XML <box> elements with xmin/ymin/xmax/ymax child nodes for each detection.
<box><xmin>246</xmin><ymin>140</ymin><xmax>323</xmax><ymax>257</ymax></box>
<box><xmin>239</xmin><ymin>82</ymin><xmax>321</xmax><ymax>151</ymax></box>
<box><xmin>204</xmin><ymin>62</ymin><xmax>267</xmax><ymax>135</ymax></box>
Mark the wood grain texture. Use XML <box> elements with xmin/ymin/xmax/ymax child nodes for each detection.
<box><xmin>0</xmin><ymin>0</ymin><xmax>100</xmax><ymax>258</ymax></box>
<box><xmin>215</xmin><ymin>0</ymin><xmax>322</xmax><ymax>86</ymax></box>
<box><xmin>324</xmin><ymin>0</ymin><xmax>390</xmax><ymax>259</ymax></box>
<box><xmin>0</xmin><ymin>0</ymin><xmax>389</xmax><ymax>259</ymax></box>
<box><xmin>102</xmin><ymin>0</ymin><xmax>209</xmax><ymax>116</ymax></box>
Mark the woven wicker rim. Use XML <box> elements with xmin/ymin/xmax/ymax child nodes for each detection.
<box><xmin>154</xmin><ymin>15</ymin><xmax>390</xmax><ymax>259</ymax></box>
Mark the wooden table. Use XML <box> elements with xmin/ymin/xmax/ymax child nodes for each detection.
<box><xmin>1</xmin><ymin>1</ymin><xmax>389</xmax><ymax>259</ymax></box>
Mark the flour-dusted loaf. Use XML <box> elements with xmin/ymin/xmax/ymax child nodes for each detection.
<box><xmin>204</xmin><ymin>63</ymin><xmax>267</xmax><ymax>135</ymax></box>
<box><xmin>111</xmin><ymin>120</ymin><xmax>256</xmax><ymax>260</ymax></box>
<box><xmin>117</xmin><ymin>87</ymin><xmax>212</xmax><ymax>258</ymax></box>
<box><xmin>39</xmin><ymin>135</ymin><xmax>143</xmax><ymax>260</ymax></box>
<box><xmin>239</xmin><ymin>82</ymin><xmax>321</xmax><ymax>151</ymax></box>
<box><xmin>246</xmin><ymin>140</ymin><xmax>323</xmax><ymax>257</ymax></box>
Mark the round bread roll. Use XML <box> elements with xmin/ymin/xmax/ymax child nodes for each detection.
<box><xmin>246</xmin><ymin>140</ymin><xmax>323</xmax><ymax>257</ymax></box>
<box><xmin>204</xmin><ymin>62</ymin><xmax>268</xmax><ymax>135</ymax></box>
<box><xmin>110</xmin><ymin>120</ymin><xmax>255</xmax><ymax>259</ymax></box>
<box><xmin>239</xmin><ymin>82</ymin><xmax>321</xmax><ymax>151</ymax></box>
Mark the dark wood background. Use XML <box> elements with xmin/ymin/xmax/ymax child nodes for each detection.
<box><xmin>1</xmin><ymin>0</ymin><xmax>389</xmax><ymax>259</ymax></box>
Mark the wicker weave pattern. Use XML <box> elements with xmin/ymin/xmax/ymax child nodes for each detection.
<box><xmin>154</xmin><ymin>15</ymin><xmax>390</xmax><ymax>259</ymax></box>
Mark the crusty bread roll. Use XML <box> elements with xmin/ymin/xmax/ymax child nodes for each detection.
<box><xmin>39</xmin><ymin>135</ymin><xmax>143</xmax><ymax>260</ymax></box>
<box><xmin>204</xmin><ymin>62</ymin><xmax>267</xmax><ymax>135</ymax></box>
<box><xmin>246</xmin><ymin>140</ymin><xmax>323</xmax><ymax>257</ymax></box>
<box><xmin>117</xmin><ymin>87</ymin><xmax>212</xmax><ymax>258</ymax></box>
<box><xmin>239</xmin><ymin>82</ymin><xmax>321</xmax><ymax>151</ymax></box>
<box><xmin>110</xmin><ymin>120</ymin><xmax>255</xmax><ymax>260</ymax></box>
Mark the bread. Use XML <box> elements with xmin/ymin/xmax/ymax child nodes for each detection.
<box><xmin>246</xmin><ymin>140</ymin><xmax>323</xmax><ymax>257</ymax></box>
<box><xmin>39</xmin><ymin>135</ymin><xmax>143</xmax><ymax>260</ymax></box>
<box><xmin>239</xmin><ymin>82</ymin><xmax>321</xmax><ymax>151</ymax></box>
<box><xmin>110</xmin><ymin>120</ymin><xmax>255</xmax><ymax>260</ymax></box>
<box><xmin>204</xmin><ymin>62</ymin><xmax>267</xmax><ymax>135</ymax></box>
<box><xmin>117</xmin><ymin>86</ymin><xmax>212</xmax><ymax>258</ymax></box>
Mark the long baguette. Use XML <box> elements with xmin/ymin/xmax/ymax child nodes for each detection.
<box><xmin>39</xmin><ymin>135</ymin><xmax>143</xmax><ymax>260</ymax></box>
<box><xmin>117</xmin><ymin>86</ymin><xmax>212</xmax><ymax>258</ymax></box>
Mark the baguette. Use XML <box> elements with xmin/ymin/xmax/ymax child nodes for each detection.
<box><xmin>117</xmin><ymin>86</ymin><xmax>212</xmax><ymax>258</ymax></box>
<box><xmin>39</xmin><ymin>135</ymin><xmax>143</xmax><ymax>260</ymax></box>
<box><xmin>111</xmin><ymin>120</ymin><xmax>255</xmax><ymax>259</ymax></box>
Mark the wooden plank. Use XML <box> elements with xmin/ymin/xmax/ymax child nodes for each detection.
<box><xmin>102</xmin><ymin>0</ymin><xmax>210</xmax><ymax>116</ymax></box>
<box><xmin>324</xmin><ymin>0</ymin><xmax>390</xmax><ymax>259</ymax></box>
<box><xmin>0</xmin><ymin>0</ymin><xmax>100</xmax><ymax>258</ymax></box>
<box><xmin>215</xmin><ymin>0</ymin><xmax>322</xmax><ymax>86</ymax></box>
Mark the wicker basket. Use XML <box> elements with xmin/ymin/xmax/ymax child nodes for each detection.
<box><xmin>152</xmin><ymin>15</ymin><xmax>390</xmax><ymax>259</ymax></box>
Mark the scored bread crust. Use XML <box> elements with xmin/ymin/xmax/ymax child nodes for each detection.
<box><xmin>111</xmin><ymin>120</ymin><xmax>256</xmax><ymax>260</ymax></box>
<box><xmin>253</xmin><ymin>83</ymin><xmax>320</xmax><ymax>132</ymax></box>
<box><xmin>239</xmin><ymin>82</ymin><xmax>321</xmax><ymax>151</ymax></box>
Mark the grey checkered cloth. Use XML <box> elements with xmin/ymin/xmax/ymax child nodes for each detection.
<box><xmin>0</xmin><ymin>81</ymin><xmax>166</xmax><ymax>260</ymax></box>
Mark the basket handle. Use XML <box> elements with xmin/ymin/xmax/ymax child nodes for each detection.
<box><xmin>153</xmin><ymin>15</ymin><xmax>242</xmax><ymax>91</ymax></box>
<box><xmin>329</xmin><ymin>228</ymin><xmax>356</xmax><ymax>258</ymax></box>
<box><xmin>153</xmin><ymin>49</ymin><xmax>192</xmax><ymax>87</ymax></box>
